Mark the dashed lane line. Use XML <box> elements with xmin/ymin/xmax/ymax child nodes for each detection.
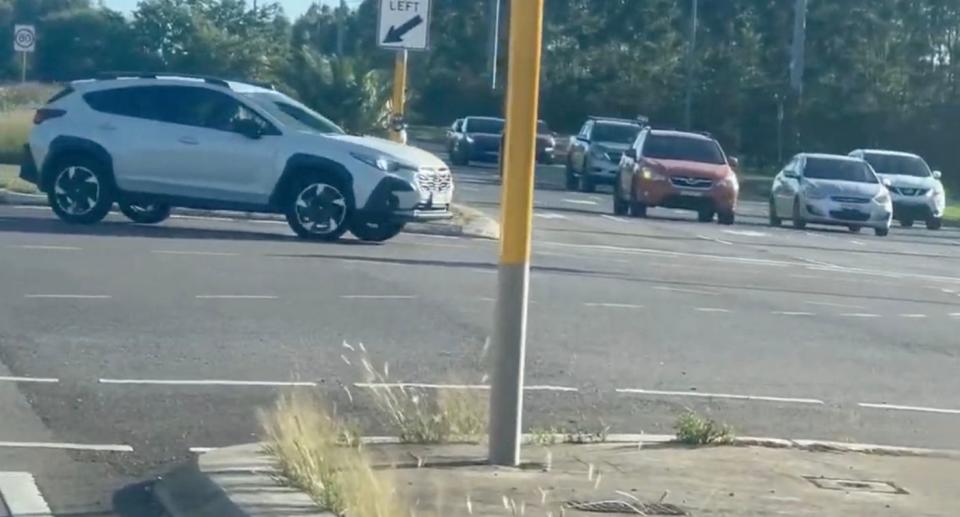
<box><xmin>354</xmin><ymin>382</ymin><xmax>578</xmax><ymax>392</ymax></box>
<box><xmin>0</xmin><ymin>472</ymin><xmax>52</xmax><ymax>516</ymax></box>
<box><xmin>540</xmin><ymin>241</ymin><xmax>793</xmax><ymax>267</ymax></box>
<box><xmin>616</xmin><ymin>388</ymin><xmax>824</xmax><ymax>405</ymax></box>
<box><xmin>840</xmin><ymin>313</ymin><xmax>881</xmax><ymax>318</ymax></box>
<box><xmin>340</xmin><ymin>295</ymin><xmax>418</xmax><ymax>300</ymax></box>
<box><xmin>858</xmin><ymin>402</ymin><xmax>960</xmax><ymax>416</ymax></box>
<box><xmin>195</xmin><ymin>295</ymin><xmax>278</xmax><ymax>300</ymax></box>
<box><xmin>696</xmin><ymin>235</ymin><xmax>733</xmax><ymax>246</ymax></box>
<box><xmin>152</xmin><ymin>250</ymin><xmax>240</xmax><ymax>257</ymax></box>
<box><xmin>23</xmin><ymin>294</ymin><xmax>111</xmax><ymax>299</ymax></box>
<box><xmin>0</xmin><ymin>441</ymin><xmax>133</xmax><ymax>452</ymax></box>
<box><xmin>534</xmin><ymin>212</ymin><xmax>568</xmax><ymax>220</ymax></box>
<box><xmin>0</xmin><ymin>376</ymin><xmax>58</xmax><ymax>384</ymax></box>
<box><xmin>583</xmin><ymin>302</ymin><xmax>644</xmax><ymax>309</ymax></box>
<box><xmin>5</xmin><ymin>244</ymin><xmax>80</xmax><ymax>251</ymax></box>
<box><xmin>562</xmin><ymin>198</ymin><xmax>598</xmax><ymax>206</ymax></box>
<box><xmin>600</xmin><ymin>215</ymin><xmax>629</xmax><ymax>223</ymax></box>
<box><xmin>772</xmin><ymin>311</ymin><xmax>816</xmax><ymax>316</ymax></box>
<box><xmin>653</xmin><ymin>286</ymin><xmax>720</xmax><ymax>296</ymax></box>
<box><xmin>98</xmin><ymin>378</ymin><xmax>317</xmax><ymax>387</ymax></box>
<box><xmin>804</xmin><ymin>300</ymin><xmax>865</xmax><ymax>309</ymax></box>
<box><xmin>694</xmin><ymin>307</ymin><xmax>731</xmax><ymax>313</ymax></box>
<box><xmin>899</xmin><ymin>314</ymin><xmax>928</xmax><ymax>319</ymax></box>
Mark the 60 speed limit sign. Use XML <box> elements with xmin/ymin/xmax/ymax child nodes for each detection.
<box><xmin>14</xmin><ymin>25</ymin><xmax>36</xmax><ymax>52</ymax></box>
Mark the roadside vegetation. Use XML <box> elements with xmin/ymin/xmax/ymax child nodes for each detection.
<box><xmin>674</xmin><ymin>411</ymin><xmax>735</xmax><ymax>446</ymax></box>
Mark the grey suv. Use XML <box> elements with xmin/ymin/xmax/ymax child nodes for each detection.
<box><xmin>566</xmin><ymin>117</ymin><xmax>643</xmax><ymax>192</ymax></box>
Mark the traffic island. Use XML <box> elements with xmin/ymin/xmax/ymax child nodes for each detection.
<box><xmin>155</xmin><ymin>439</ymin><xmax>960</xmax><ymax>517</ymax></box>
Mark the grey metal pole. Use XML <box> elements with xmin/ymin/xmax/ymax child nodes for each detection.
<box><xmin>790</xmin><ymin>0</ymin><xmax>807</xmax><ymax>95</ymax></box>
<box><xmin>683</xmin><ymin>0</ymin><xmax>698</xmax><ymax>130</ymax></box>
<box><xmin>336</xmin><ymin>0</ymin><xmax>347</xmax><ymax>57</ymax></box>
<box><xmin>487</xmin><ymin>0</ymin><xmax>502</xmax><ymax>90</ymax></box>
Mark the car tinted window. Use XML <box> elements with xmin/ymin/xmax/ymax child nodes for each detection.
<box><xmin>804</xmin><ymin>157</ymin><xmax>878</xmax><ymax>183</ymax></box>
<box><xmin>642</xmin><ymin>134</ymin><xmax>725</xmax><ymax>164</ymax></box>
<box><xmin>152</xmin><ymin>86</ymin><xmax>257</xmax><ymax>132</ymax></box>
<box><xmin>592</xmin><ymin>123</ymin><xmax>640</xmax><ymax>144</ymax></box>
<box><xmin>83</xmin><ymin>87</ymin><xmax>158</xmax><ymax>119</ymax></box>
<box><xmin>862</xmin><ymin>153</ymin><xmax>931</xmax><ymax>177</ymax></box>
<box><xmin>242</xmin><ymin>91</ymin><xmax>342</xmax><ymax>134</ymax></box>
<box><xmin>466</xmin><ymin>118</ymin><xmax>504</xmax><ymax>134</ymax></box>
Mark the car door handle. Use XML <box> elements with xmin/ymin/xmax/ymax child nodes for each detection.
<box><xmin>178</xmin><ymin>136</ymin><xmax>199</xmax><ymax>145</ymax></box>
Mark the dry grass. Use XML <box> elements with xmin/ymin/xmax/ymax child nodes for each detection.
<box><xmin>258</xmin><ymin>390</ymin><xmax>405</xmax><ymax>517</ymax></box>
<box><xmin>674</xmin><ymin>411</ymin><xmax>735</xmax><ymax>445</ymax></box>
<box><xmin>0</xmin><ymin>163</ymin><xmax>37</xmax><ymax>194</ymax></box>
<box><xmin>0</xmin><ymin>110</ymin><xmax>32</xmax><ymax>165</ymax></box>
<box><xmin>349</xmin><ymin>342</ymin><xmax>489</xmax><ymax>444</ymax></box>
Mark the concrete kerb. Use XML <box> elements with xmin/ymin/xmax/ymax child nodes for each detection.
<box><xmin>155</xmin><ymin>434</ymin><xmax>960</xmax><ymax>517</ymax></box>
<box><xmin>0</xmin><ymin>189</ymin><xmax>500</xmax><ymax>240</ymax></box>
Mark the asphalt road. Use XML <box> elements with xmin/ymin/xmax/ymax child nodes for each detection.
<box><xmin>1</xmin><ymin>149</ymin><xmax>960</xmax><ymax>514</ymax></box>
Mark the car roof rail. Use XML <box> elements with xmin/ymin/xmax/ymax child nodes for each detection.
<box><xmin>588</xmin><ymin>115</ymin><xmax>642</xmax><ymax>125</ymax></box>
<box><xmin>94</xmin><ymin>72</ymin><xmax>233</xmax><ymax>88</ymax></box>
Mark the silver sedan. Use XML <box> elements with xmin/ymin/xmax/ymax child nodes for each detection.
<box><xmin>769</xmin><ymin>153</ymin><xmax>893</xmax><ymax>236</ymax></box>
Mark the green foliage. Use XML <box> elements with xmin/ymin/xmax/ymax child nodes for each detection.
<box><xmin>674</xmin><ymin>411</ymin><xmax>735</xmax><ymax>446</ymax></box>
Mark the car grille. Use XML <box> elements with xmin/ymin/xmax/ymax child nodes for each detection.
<box><xmin>891</xmin><ymin>187</ymin><xmax>928</xmax><ymax>196</ymax></box>
<box><xmin>829</xmin><ymin>209</ymin><xmax>870</xmax><ymax>221</ymax></box>
<box><xmin>417</xmin><ymin>168</ymin><xmax>453</xmax><ymax>193</ymax></box>
<box><xmin>830</xmin><ymin>196</ymin><xmax>870</xmax><ymax>204</ymax></box>
<box><xmin>670</xmin><ymin>176</ymin><xmax>713</xmax><ymax>189</ymax></box>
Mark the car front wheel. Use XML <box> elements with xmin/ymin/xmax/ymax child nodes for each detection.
<box><xmin>769</xmin><ymin>198</ymin><xmax>781</xmax><ymax>226</ymax></box>
<box><xmin>284</xmin><ymin>175</ymin><xmax>352</xmax><ymax>241</ymax></box>
<box><xmin>48</xmin><ymin>157</ymin><xmax>114</xmax><ymax>224</ymax></box>
<box><xmin>875</xmin><ymin>226</ymin><xmax>890</xmax><ymax>237</ymax></box>
<box><xmin>119</xmin><ymin>202</ymin><xmax>171</xmax><ymax>224</ymax></box>
<box><xmin>926</xmin><ymin>218</ymin><xmax>942</xmax><ymax>230</ymax></box>
<box><xmin>792</xmin><ymin>198</ymin><xmax>807</xmax><ymax>229</ymax></box>
<box><xmin>612</xmin><ymin>181</ymin><xmax>628</xmax><ymax>216</ymax></box>
<box><xmin>717</xmin><ymin>211</ymin><xmax>735</xmax><ymax>225</ymax></box>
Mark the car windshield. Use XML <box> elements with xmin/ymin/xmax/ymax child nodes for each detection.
<box><xmin>240</xmin><ymin>91</ymin><xmax>344</xmax><ymax>134</ymax></box>
<box><xmin>643</xmin><ymin>134</ymin><xmax>726</xmax><ymax>164</ymax></box>
<box><xmin>592</xmin><ymin>123</ymin><xmax>639</xmax><ymax>143</ymax></box>
<box><xmin>804</xmin><ymin>157</ymin><xmax>878</xmax><ymax>183</ymax></box>
<box><xmin>466</xmin><ymin>118</ymin><xmax>504</xmax><ymax>134</ymax></box>
<box><xmin>862</xmin><ymin>153</ymin><xmax>931</xmax><ymax>177</ymax></box>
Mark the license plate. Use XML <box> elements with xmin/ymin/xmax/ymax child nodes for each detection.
<box><xmin>678</xmin><ymin>189</ymin><xmax>705</xmax><ymax>197</ymax></box>
<box><xmin>430</xmin><ymin>191</ymin><xmax>452</xmax><ymax>206</ymax></box>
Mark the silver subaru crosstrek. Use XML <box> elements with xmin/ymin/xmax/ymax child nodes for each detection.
<box><xmin>769</xmin><ymin>153</ymin><xmax>893</xmax><ymax>236</ymax></box>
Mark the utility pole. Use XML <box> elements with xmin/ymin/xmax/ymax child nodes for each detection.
<box><xmin>389</xmin><ymin>49</ymin><xmax>408</xmax><ymax>143</ymax></box>
<box><xmin>336</xmin><ymin>0</ymin><xmax>347</xmax><ymax>57</ymax></box>
<box><xmin>790</xmin><ymin>0</ymin><xmax>807</xmax><ymax>148</ymax></box>
<box><xmin>486</xmin><ymin>0</ymin><xmax>502</xmax><ymax>90</ymax></box>
<box><xmin>488</xmin><ymin>0</ymin><xmax>544</xmax><ymax>467</ymax></box>
<box><xmin>683</xmin><ymin>0</ymin><xmax>698</xmax><ymax>130</ymax></box>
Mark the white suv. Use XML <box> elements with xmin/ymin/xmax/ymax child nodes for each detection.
<box><xmin>18</xmin><ymin>74</ymin><xmax>453</xmax><ymax>242</ymax></box>
<box><xmin>848</xmin><ymin>149</ymin><xmax>945</xmax><ymax>230</ymax></box>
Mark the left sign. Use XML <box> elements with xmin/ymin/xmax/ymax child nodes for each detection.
<box><xmin>378</xmin><ymin>0</ymin><xmax>431</xmax><ymax>51</ymax></box>
<box><xmin>14</xmin><ymin>25</ymin><xmax>35</xmax><ymax>52</ymax></box>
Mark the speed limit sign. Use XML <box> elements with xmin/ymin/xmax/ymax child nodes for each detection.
<box><xmin>14</xmin><ymin>25</ymin><xmax>36</xmax><ymax>52</ymax></box>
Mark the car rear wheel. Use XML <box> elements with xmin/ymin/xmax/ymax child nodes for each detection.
<box><xmin>926</xmin><ymin>217</ymin><xmax>942</xmax><ymax>230</ymax></box>
<box><xmin>612</xmin><ymin>181</ymin><xmax>628</xmax><ymax>216</ymax></box>
<box><xmin>564</xmin><ymin>159</ymin><xmax>577</xmax><ymax>190</ymax></box>
<box><xmin>875</xmin><ymin>226</ymin><xmax>890</xmax><ymax>237</ymax></box>
<box><xmin>119</xmin><ymin>202</ymin><xmax>171</xmax><ymax>224</ymax></box>
<box><xmin>578</xmin><ymin>168</ymin><xmax>596</xmax><ymax>193</ymax></box>
<box><xmin>848</xmin><ymin>225</ymin><xmax>862</xmax><ymax>233</ymax></box>
<box><xmin>48</xmin><ymin>157</ymin><xmax>114</xmax><ymax>224</ymax></box>
<box><xmin>697</xmin><ymin>208</ymin><xmax>714</xmax><ymax>223</ymax></box>
<box><xmin>900</xmin><ymin>218</ymin><xmax>914</xmax><ymax>228</ymax></box>
<box><xmin>768</xmin><ymin>198</ymin><xmax>781</xmax><ymax>227</ymax></box>
<box><xmin>792</xmin><ymin>198</ymin><xmax>806</xmax><ymax>229</ymax></box>
<box><xmin>350</xmin><ymin>218</ymin><xmax>405</xmax><ymax>242</ymax></box>
<box><xmin>717</xmin><ymin>211</ymin><xmax>735</xmax><ymax>225</ymax></box>
<box><xmin>284</xmin><ymin>174</ymin><xmax>352</xmax><ymax>241</ymax></box>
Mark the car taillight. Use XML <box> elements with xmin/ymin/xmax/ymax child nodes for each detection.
<box><xmin>33</xmin><ymin>108</ymin><xmax>66</xmax><ymax>125</ymax></box>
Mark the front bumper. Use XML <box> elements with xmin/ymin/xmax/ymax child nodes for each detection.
<box><xmin>800</xmin><ymin>197</ymin><xmax>891</xmax><ymax>228</ymax></box>
<box><xmin>361</xmin><ymin>175</ymin><xmax>454</xmax><ymax>223</ymax></box>
<box><xmin>389</xmin><ymin>206</ymin><xmax>453</xmax><ymax>223</ymax></box>
<box><xmin>583</xmin><ymin>159</ymin><xmax>618</xmax><ymax>183</ymax></box>
<box><xmin>637</xmin><ymin>178</ymin><xmax>738</xmax><ymax>213</ymax></box>
<box><xmin>891</xmin><ymin>195</ymin><xmax>943</xmax><ymax>220</ymax></box>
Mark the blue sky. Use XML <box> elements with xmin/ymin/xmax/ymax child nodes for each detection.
<box><xmin>101</xmin><ymin>0</ymin><xmax>331</xmax><ymax>18</ymax></box>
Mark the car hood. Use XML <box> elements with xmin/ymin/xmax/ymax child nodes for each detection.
<box><xmin>648</xmin><ymin>158</ymin><xmax>731</xmax><ymax>180</ymax></box>
<box><xmin>323</xmin><ymin>134</ymin><xmax>448</xmax><ymax>169</ymax></box>
<box><xmin>467</xmin><ymin>132</ymin><xmax>502</xmax><ymax>142</ymax></box>
<box><xmin>876</xmin><ymin>174</ymin><xmax>938</xmax><ymax>190</ymax></box>
<box><xmin>804</xmin><ymin>179</ymin><xmax>884</xmax><ymax>197</ymax></box>
<box><xmin>594</xmin><ymin>142</ymin><xmax>631</xmax><ymax>153</ymax></box>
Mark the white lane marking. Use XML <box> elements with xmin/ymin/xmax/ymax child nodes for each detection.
<box><xmin>804</xmin><ymin>300</ymin><xmax>864</xmax><ymax>309</ymax></box>
<box><xmin>941</xmin><ymin>288</ymin><xmax>957</xmax><ymax>294</ymax></box>
<box><xmin>340</xmin><ymin>295</ymin><xmax>417</xmax><ymax>300</ymax></box>
<box><xmin>0</xmin><ymin>441</ymin><xmax>133</xmax><ymax>452</ymax></box>
<box><xmin>0</xmin><ymin>376</ymin><xmax>58</xmax><ymax>384</ymax></box>
<box><xmin>24</xmin><ymin>294</ymin><xmax>111</xmax><ymax>299</ymax></box>
<box><xmin>247</xmin><ymin>219</ymin><xmax>286</xmax><ymax>225</ymax></box>
<box><xmin>850</xmin><ymin>240</ymin><xmax>866</xmax><ymax>246</ymax></box>
<box><xmin>98</xmin><ymin>378</ymin><xmax>317</xmax><ymax>387</ymax></box>
<box><xmin>722</xmin><ymin>229</ymin><xmax>768</xmax><ymax>237</ymax></box>
<box><xmin>195</xmin><ymin>295</ymin><xmax>278</xmax><ymax>300</ymax></box>
<box><xmin>0</xmin><ymin>472</ymin><xmax>52</xmax><ymax>516</ymax></box>
<box><xmin>694</xmin><ymin>307</ymin><xmax>730</xmax><ymax>313</ymax></box>
<box><xmin>617</xmin><ymin>388</ymin><xmax>824</xmax><ymax>405</ymax></box>
<box><xmin>542</xmin><ymin>241</ymin><xmax>792</xmax><ymax>267</ymax></box>
<box><xmin>6</xmin><ymin>244</ymin><xmax>80</xmax><ymax>251</ymax></box>
<box><xmin>840</xmin><ymin>313</ymin><xmax>880</xmax><ymax>318</ymax></box>
<box><xmin>788</xmin><ymin>274</ymin><xmax>821</xmax><ymax>280</ymax></box>
<box><xmin>600</xmin><ymin>215</ymin><xmax>629</xmax><ymax>223</ymax></box>
<box><xmin>189</xmin><ymin>447</ymin><xmax>218</xmax><ymax>453</ymax></box>
<box><xmin>772</xmin><ymin>311</ymin><xmax>815</xmax><ymax>316</ymax></box>
<box><xmin>355</xmin><ymin>382</ymin><xmax>578</xmax><ymax>392</ymax></box>
<box><xmin>899</xmin><ymin>314</ymin><xmax>928</xmax><ymax>319</ymax></box>
<box><xmin>12</xmin><ymin>206</ymin><xmax>48</xmax><ymax>210</ymax></box>
<box><xmin>697</xmin><ymin>235</ymin><xmax>733</xmax><ymax>246</ymax></box>
<box><xmin>535</xmin><ymin>212</ymin><xmax>568</xmax><ymax>220</ymax></box>
<box><xmin>858</xmin><ymin>402</ymin><xmax>960</xmax><ymax>415</ymax></box>
<box><xmin>950</xmin><ymin>313</ymin><xmax>960</xmax><ymax>318</ymax></box>
<box><xmin>562</xmin><ymin>198</ymin><xmax>598</xmax><ymax>206</ymax></box>
<box><xmin>152</xmin><ymin>250</ymin><xmax>240</xmax><ymax>257</ymax></box>
<box><xmin>478</xmin><ymin>297</ymin><xmax>496</xmax><ymax>302</ymax></box>
<box><xmin>169</xmin><ymin>214</ymin><xmax>235</xmax><ymax>223</ymax></box>
<box><xmin>584</xmin><ymin>302</ymin><xmax>644</xmax><ymax>309</ymax></box>
<box><xmin>654</xmin><ymin>286</ymin><xmax>719</xmax><ymax>296</ymax></box>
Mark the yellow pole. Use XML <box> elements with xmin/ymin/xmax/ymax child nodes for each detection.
<box><xmin>488</xmin><ymin>0</ymin><xmax>544</xmax><ymax>466</ymax></box>
<box><xmin>389</xmin><ymin>50</ymin><xmax>408</xmax><ymax>143</ymax></box>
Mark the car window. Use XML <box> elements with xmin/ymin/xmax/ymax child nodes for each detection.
<box><xmin>83</xmin><ymin>87</ymin><xmax>160</xmax><ymax>120</ymax></box>
<box><xmin>862</xmin><ymin>153</ymin><xmax>931</xmax><ymax>177</ymax></box>
<box><xmin>803</xmin><ymin>157</ymin><xmax>879</xmax><ymax>183</ymax></box>
<box><xmin>642</xmin><ymin>134</ymin><xmax>725</xmax><ymax>164</ymax></box>
<box><xmin>465</xmin><ymin>118</ymin><xmax>504</xmax><ymax>134</ymax></box>
<box><xmin>240</xmin><ymin>91</ymin><xmax>342</xmax><ymax>134</ymax></box>
<box><xmin>592</xmin><ymin>123</ymin><xmax>640</xmax><ymax>144</ymax></box>
<box><xmin>151</xmin><ymin>86</ymin><xmax>269</xmax><ymax>134</ymax></box>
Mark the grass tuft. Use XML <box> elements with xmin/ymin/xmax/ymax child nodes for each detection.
<box><xmin>258</xmin><ymin>390</ymin><xmax>405</xmax><ymax>517</ymax></box>
<box><xmin>0</xmin><ymin>110</ymin><xmax>32</xmax><ymax>166</ymax></box>
<box><xmin>674</xmin><ymin>411</ymin><xmax>735</xmax><ymax>445</ymax></box>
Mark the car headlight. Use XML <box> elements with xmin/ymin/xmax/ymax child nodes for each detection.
<box><xmin>802</xmin><ymin>183</ymin><xmax>827</xmax><ymax>200</ymax></box>
<box><xmin>465</xmin><ymin>135</ymin><xmax>474</xmax><ymax>143</ymax></box>
<box><xmin>350</xmin><ymin>152</ymin><xmax>412</xmax><ymax>172</ymax></box>
<box><xmin>717</xmin><ymin>174</ymin><xmax>738</xmax><ymax>189</ymax></box>
<box><xmin>641</xmin><ymin>167</ymin><xmax>666</xmax><ymax>181</ymax></box>
<box><xmin>873</xmin><ymin>189</ymin><xmax>891</xmax><ymax>204</ymax></box>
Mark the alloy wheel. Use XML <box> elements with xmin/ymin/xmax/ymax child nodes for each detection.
<box><xmin>294</xmin><ymin>183</ymin><xmax>348</xmax><ymax>236</ymax></box>
<box><xmin>53</xmin><ymin>166</ymin><xmax>100</xmax><ymax>216</ymax></box>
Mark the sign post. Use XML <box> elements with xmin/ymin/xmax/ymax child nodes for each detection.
<box><xmin>378</xmin><ymin>0</ymin><xmax>431</xmax><ymax>143</ymax></box>
<box><xmin>488</xmin><ymin>0</ymin><xmax>545</xmax><ymax>467</ymax></box>
<box><xmin>13</xmin><ymin>25</ymin><xmax>36</xmax><ymax>83</ymax></box>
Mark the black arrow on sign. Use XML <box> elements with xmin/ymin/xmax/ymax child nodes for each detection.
<box><xmin>384</xmin><ymin>14</ymin><xmax>424</xmax><ymax>43</ymax></box>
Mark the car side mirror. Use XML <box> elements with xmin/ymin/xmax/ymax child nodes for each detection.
<box><xmin>727</xmin><ymin>156</ymin><xmax>739</xmax><ymax>169</ymax></box>
<box><xmin>234</xmin><ymin>118</ymin><xmax>263</xmax><ymax>139</ymax></box>
<box><xmin>783</xmin><ymin>170</ymin><xmax>798</xmax><ymax>179</ymax></box>
<box><xmin>882</xmin><ymin>177</ymin><xmax>893</xmax><ymax>188</ymax></box>
<box><xmin>933</xmin><ymin>170</ymin><xmax>942</xmax><ymax>180</ymax></box>
<box><xmin>623</xmin><ymin>148</ymin><xmax>637</xmax><ymax>160</ymax></box>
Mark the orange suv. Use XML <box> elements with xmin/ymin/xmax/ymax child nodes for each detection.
<box><xmin>613</xmin><ymin>129</ymin><xmax>739</xmax><ymax>224</ymax></box>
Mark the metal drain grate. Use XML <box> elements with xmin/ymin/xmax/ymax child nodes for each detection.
<box><xmin>804</xmin><ymin>476</ymin><xmax>908</xmax><ymax>495</ymax></box>
<box><xmin>564</xmin><ymin>500</ymin><xmax>687</xmax><ymax>515</ymax></box>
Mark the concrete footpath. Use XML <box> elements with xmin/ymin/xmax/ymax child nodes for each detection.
<box><xmin>156</xmin><ymin>440</ymin><xmax>960</xmax><ymax>516</ymax></box>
